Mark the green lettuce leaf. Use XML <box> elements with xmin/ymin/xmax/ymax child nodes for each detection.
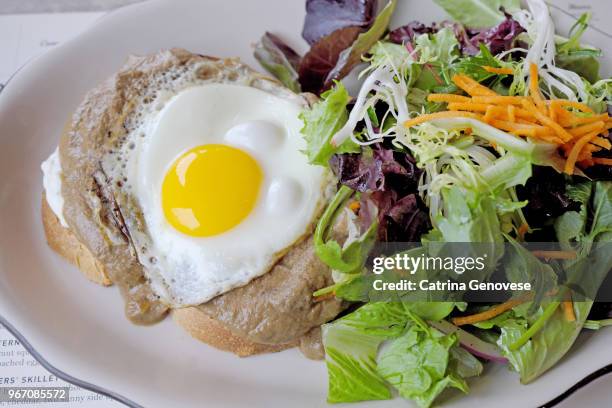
<box><xmin>556</xmin><ymin>53</ymin><xmax>600</xmax><ymax>83</ymax></box>
<box><xmin>299</xmin><ymin>83</ymin><xmax>358</xmax><ymax>166</ymax></box>
<box><xmin>325</xmin><ymin>327</ymin><xmax>392</xmax><ymax>402</ymax></box>
<box><xmin>556</xmin><ymin>13</ymin><xmax>601</xmax><ymax>82</ymax></box>
<box><xmin>454</xmin><ymin>44</ymin><xmax>508</xmax><ymax>82</ymax></box>
<box><xmin>435</xmin><ymin>187</ymin><xmax>502</xmax><ymax>245</ymax></box>
<box><xmin>366</xmin><ymin>41</ymin><xmax>411</xmax><ymax>72</ymax></box>
<box><xmin>557</xmin><ymin>182</ymin><xmax>612</xmax><ymax>300</ymax></box>
<box><xmin>323</xmin><ymin>302</ymin><xmax>480</xmax><ymax>406</ymax></box>
<box><xmin>314</xmin><ymin>186</ymin><xmax>378</xmax><ymax>274</ymax></box>
<box><xmin>496</xmin><ymin>301</ymin><xmax>590</xmax><ymax>383</ymax></box>
<box><xmin>413</xmin><ymin>28</ymin><xmax>460</xmax><ymax>89</ymax></box>
<box><xmin>376</xmin><ymin>325</ymin><xmax>477</xmax><ymax>408</ymax></box>
<box><xmin>497</xmin><ymin>181</ymin><xmax>612</xmax><ymax>383</ymax></box>
<box><xmin>431</xmin><ymin>186</ymin><xmax>504</xmax><ymax>275</ymax></box>
<box><xmin>583</xmin><ymin>319</ymin><xmax>612</xmax><ymax>330</ymax></box>
<box><xmin>504</xmin><ymin>237</ymin><xmax>557</xmax><ymax>310</ymax></box>
<box><xmin>433</xmin><ymin>0</ymin><xmax>521</xmax><ymax>28</ymax></box>
<box><xmin>415</xmin><ymin>27</ymin><xmax>460</xmax><ymax>67</ymax></box>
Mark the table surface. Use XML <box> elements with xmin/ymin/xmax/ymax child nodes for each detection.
<box><xmin>0</xmin><ymin>0</ymin><xmax>143</xmax><ymax>14</ymax></box>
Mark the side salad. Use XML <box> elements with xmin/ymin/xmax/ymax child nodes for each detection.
<box><xmin>256</xmin><ymin>0</ymin><xmax>612</xmax><ymax>406</ymax></box>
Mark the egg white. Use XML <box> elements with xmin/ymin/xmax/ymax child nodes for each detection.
<box><xmin>114</xmin><ymin>83</ymin><xmax>330</xmax><ymax>307</ymax></box>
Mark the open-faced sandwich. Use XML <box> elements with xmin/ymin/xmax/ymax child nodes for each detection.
<box><xmin>41</xmin><ymin>49</ymin><xmax>348</xmax><ymax>359</ymax></box>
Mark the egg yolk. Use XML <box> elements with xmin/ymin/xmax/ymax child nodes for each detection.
<box><xmin>162</xmin><ymin>144</ymin><xmax>262</xmax><ymax>237</ymax></box>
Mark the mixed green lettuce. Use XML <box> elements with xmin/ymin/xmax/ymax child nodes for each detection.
<box><xmin>290</xmin><ymin>0</ymin><xmax>612</xmax><ymax>407</ymax></box>
<box><xmin>323</xmin><ymin>302</ymin><xmax>480</xmax><ymax>407</ymax></box>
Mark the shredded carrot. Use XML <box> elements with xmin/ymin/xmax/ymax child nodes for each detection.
<box><xmin>427</xmin><ymin>93</ymin><xmax>471</xmax><ymax>104</ymax></box>
<box><xmin>423</xmin><ymin>63</ymin><xmax>612</xmax><ymax>171</ymax></box>
<box><xmin>577</xmin><ymin>149</ymin><xmax>595</xmax><ymax>163</ymax></box>
<box><xmin>404</xmin><ymin>111</ymin><xmax>481</xmax><ymax>128</ymax></box>
<box><xmin>508</xmin><ymin>105</ymin><xmax>516</xmax><ymax>122</ymax></box>
<box><xmin>521</xmin><ymin>99</ymin><xmax>573</xmax><ymax>142</ymax></box>
<box><xmin>581</xmin><ymin>143</ymin><xmax>602</xmax><ymax>156</ymax></box>
<box><xmin>518</xmin><ymin>223</ymin><xmax>530</xmax><ymax>240</ymax></box>
<box><xmin>563</xmin><ymin>294</ymin><xmax>576</xmax><ymax>322</ymax></box>
<box><xmin>491</xmin><ymin>119</ymin><xmax>542</xmax><ymax>134</ymax></box>
<box><xmin>447</xmin><ymin>102</ymin><xmax>490</xmax><ymax>112</ymax></box>
<box><xmin>590</xmin><ymin>137</ymin><xmax>611</xmax><ymax>149</ymax></box>
<box><xmin>517</xmin><ymin>118</ymin><xmax>534</xmax><ymax>125</ymax></box>
<box><xmin>513</xmin><ymin>108</ymin><xmax>539</xmax><ymax>121</ymax></box>
<box><xmin>568</xmin><ymin>121</ymin><xmax>605</xmax><ymax>138</ymax></box>
<box><xmin>472</xmin><ymin>95</ymin><xmax>525</xmax><ymax>105</ymax></box>
<box><xmin>568</xmin><ymin>113</ymin><xmax>609</xmax><ymax>126</ymax></box>
<box><xmin>349</xmin><ymin>201</ymin><xmax>361</xmax><ymax>213</ymax></box>
<box><xmin>564</xmin><ymin>130</ymin><xmax>601</xmax><ymax>174</ymax></box>
<box><xmin>579</xmin><ymin>158</ymin><xmax>595</xmax><ymax>167</ymax></box>
<box><xmin>490</xmin><ymin>107</ymin><xmax>537</xmax><ymax>122</ymax></box>
<box><xmin>483</xmin><ymin>65</ymin><xmax>514</xmax><ymax>75</ymax></box>
<box><xmin>511</xmin><ymin>129</ymin><xmax>537</xmax><ymax>138</ymax></box>
<box><xmin>549</xmin><ymin>101</ymin><xmax>557</xmax><ymax>122</ymax></box>
<box><xmin>484</xmin><ymin>106</ymin><xmax>496</xmax><ymax>123</ymax></box>
<box><xmin>452</xmin><ymin>297</ymin><xmax>529</xmax><ymax>326</ymax></box>
<box><xmin>529</xmin><ymin>63</ymin><xmax>547</xmax><ymax>114</ymax></box>
<box><xmin>531</xmin><ymin>250</ymin><xmax>577</xmax><ymax>260</ymax></box>
<box><xmin>555</xmin><ymin>106</ymin><xmax>580</xmax><ymax>127</ymax></box>
<box><xmin>593</xmin><ymin>158</ymin><xmax>612</xmax><ymax>166</ymax></box>
<box><xmin>536</xmin><ymin>133</ymin><xmax>566</xmax><ymax>145</ymax></box>
<box><xmin>491</xmin><ymin>120</ymin><xmax>563</xmax><ymax>143</ymax></box>
<box><xmin>553</xmin><ymin>100</ymin><xmax>594</xmax><ymax>114</ymax></box>
<box><xmin>452</xmin><ymin>74</ymin><xmax>498</xmax><ymax>96</ymax></box>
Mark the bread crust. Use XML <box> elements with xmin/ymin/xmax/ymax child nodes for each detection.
<box><xmin>173</xmin><ymin>307</ymin><xmax>296</xmax><ymax>357</ymax></box>
<box><xmin>42</xmin><ymin>194</ymin><xmax>112</xmax><ymax>286</ymax></box>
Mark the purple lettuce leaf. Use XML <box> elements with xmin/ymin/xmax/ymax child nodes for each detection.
<box><xmin>329</xmin><ymin>144</ymin><xmax>420</xmax><ymax>193</ymax></box>
<box><xmin>300</xmin><ymin>0</ymin><xmax>396</xmax><ymax>94</ymax></box>
<box><xmin>467</xmin><ymin>12</ymin><xmax>525</xmax><ymax>56</ymax></box>
<box><xmin>389</xmin><ymin>13</ymin><xmax>524</xmax><ymax>57</ymax></box>
<box><xmin>302</xmin><ymin>0</ymin><xmax>378</xmax><ymax>46</ymax></box>
<box><xmin>370</xmin><ymin>191</ymin><xmax>431</xmax><ymax>242</ymax></box>
<box><xmin>254</xmin><ymin>32</ymin><xmax>302</xmax><ymax>92</ymax></box>
<box><xmin>389</xmin><ymin>20</ymin><xmax>481</xmax><ymax>55</ymax></box>
<box><xmin>388</xmin><ymin>21</ymin><xmax>437</xmax><ymax>45</ymax></box>
<box><xmin>330</xmin><ymin>144</ymin><xmax>431</xmax><ymax>242</ymax></box>
<box><xmin>516</xmin><ymin>166</ymin><xmax>580</xmax><ymax>228</ymax></box>
<box><xmin>298</xmin><ymin>26</ymin><xmax>363</xmax><ymax>93</ymax></box>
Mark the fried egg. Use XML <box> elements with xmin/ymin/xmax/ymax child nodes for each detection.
<box><xmin>104</xmin><ymin>68</ymin><xmax>331</xmax><ymax>308</ymax></box>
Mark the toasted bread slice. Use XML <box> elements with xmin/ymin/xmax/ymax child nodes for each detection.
<box><xmin>42</xmin><ymin>194</ymin><xmax>293</xmax><ymax>356</ymax></box>
<box><xmin>172</xmin><ymin>307</ymin><xmax>296</xmax><ymax>357</ymax></box>
<box><xmin>42</xmin><ymin>195</ymin><xmax>112</xmax><ymax>286</ymax></box>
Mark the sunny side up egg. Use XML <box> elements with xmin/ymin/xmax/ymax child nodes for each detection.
<box><xmin>115</xmin><ymin>83</ymin><xmax>331</xmax><ymax>307</ymax></box>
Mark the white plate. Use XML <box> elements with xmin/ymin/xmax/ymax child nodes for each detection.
<box><xmin>0</xmin><ymin>0</ymin><xmax>610</xmax><ymax>407</ymax></box>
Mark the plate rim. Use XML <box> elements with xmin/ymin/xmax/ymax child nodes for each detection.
<box><xmin>0</xmin><ymin>1</ymin><xmax>610</xmax><ymax>407</ymax></box>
